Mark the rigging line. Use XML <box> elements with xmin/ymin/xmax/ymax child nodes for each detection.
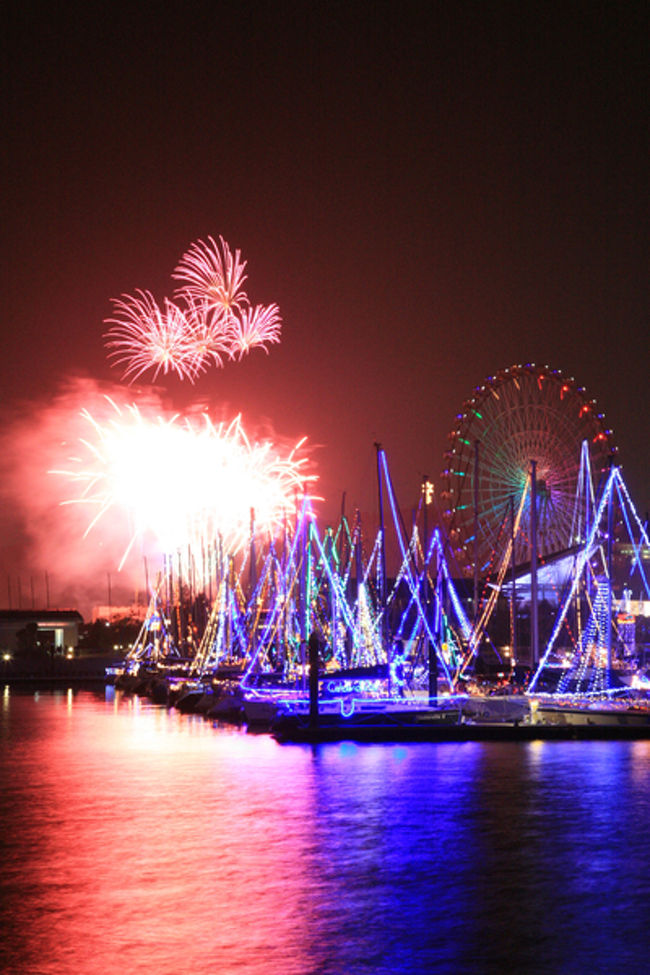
<box><xmin>529</xmin><ymin>466</ymin><xmax>619</xmax><ymax>693</ymax></box>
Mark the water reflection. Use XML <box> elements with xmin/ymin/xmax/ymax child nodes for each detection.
<box><xmin>1</xmin><ymin>688</ymin><xmax>650</xmax><ymax>974</ymax></box>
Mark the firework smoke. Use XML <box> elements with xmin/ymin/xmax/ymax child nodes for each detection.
<box><xmin>1</xmin><ymin>235</ymin><xmax>313</xmax><ymax>619</ymax></box>
<box><xmin>0</xmin><ymin>377</ymin><xmax>316</xmax><ymax>616</ymax></box>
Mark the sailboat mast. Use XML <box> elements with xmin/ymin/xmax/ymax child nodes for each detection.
<box><xmin>374</xmin><ymin>443</ymin><xmax>388</xmax><ymax>650</ymax></box>
<box><xmin>530</xmin><ymin>460</ymin><xmax>539</xmax><ymax>668</ymax></box>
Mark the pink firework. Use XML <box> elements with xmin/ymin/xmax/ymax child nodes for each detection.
<box><xmin>104</xmin><ymin>290</ymin><xmax>206</xmax><ymax>383</ymax></box>
<box><xmin>184</xmin><ymin>299</ymin><xmax>235</xmax><ymax>371</ymax></box>
<box><xmin>230</xmin><ymin>303</ymin><xmax>282</xmax><ymax>359</ymax></box>
<box><xmin>172</xmin><ymin>235</ymin><xmax>248</xmax><ymax>315</ymax></box>
<box><xmin>103</xmin><ymin>236</ymin><xmax>283</xmax><ymax>383</ymax></box>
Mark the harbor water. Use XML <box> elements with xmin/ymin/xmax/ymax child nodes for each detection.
<box><xmin>1</xmin><ymin>686</ymin><xmax>649</xmax><ymax>974</ymax></box>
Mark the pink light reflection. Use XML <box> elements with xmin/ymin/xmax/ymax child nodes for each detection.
<box><xmin>2</xmin><ymin>691</ymin><xmax>325</xmax><ymax>974</ymax></box>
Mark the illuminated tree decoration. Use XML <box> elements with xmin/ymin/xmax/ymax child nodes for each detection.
<box><xmin>103</xmin><ymin>236</ymin><xmax>283</xmax><ymax>383</ymax></box>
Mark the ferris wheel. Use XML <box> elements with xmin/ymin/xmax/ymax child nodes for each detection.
<box><xmin>440</xmin><ymin>364</ymin><xmax>617</xmax><ymax>578</ymax></box>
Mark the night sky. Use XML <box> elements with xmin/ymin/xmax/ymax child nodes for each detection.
<box><xmin>2</xmin><ymin>2</ymin><xmax>647</xmax><ymax>611</ymax></box>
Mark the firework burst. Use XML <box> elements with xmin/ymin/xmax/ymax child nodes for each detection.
<box><xmin>230</xmin><ymin>303</ymin><xmax>282</xmax><ymax>358</ymax></box>
<box><xmin>172</xmin><ymin>235</ymin><xmax>248</xmax><ymax>315</ymax></box>
<box><xmin>51</xmin><ymin>397</ymin><xmax>317</xmax><ymax>573</ymax></box>
<box><xmin>104</xmin><ymin>290</ymin><xmax>205</xmax><ymax>383</ymax></box>
<box><xmin>103</xmin><ymin>236</ymin><xmax>282</xmax><ymax>384</ymax></box>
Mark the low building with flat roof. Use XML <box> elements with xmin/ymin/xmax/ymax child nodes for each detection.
<box><xmin>0</xmin><ymin>609</ymin><xmax>83</xmax><ymax>655</ymax></box>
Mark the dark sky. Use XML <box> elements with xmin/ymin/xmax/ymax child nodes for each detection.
<box><xmin>1</xmin><ymin>2</ymin><xmax>647</xmax><ymax>607</ymax></box>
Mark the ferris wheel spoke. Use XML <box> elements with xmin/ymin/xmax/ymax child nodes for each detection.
<box><xmin>442</xmin><ymin>364</ymin><xmax>616</xmax><ymax>575</ymax></box>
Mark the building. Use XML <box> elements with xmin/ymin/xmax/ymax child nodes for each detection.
<box><xmin>0</xmin><ymin>609</ymin><xmax>83</xmax><ymax>655</ymax></box>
